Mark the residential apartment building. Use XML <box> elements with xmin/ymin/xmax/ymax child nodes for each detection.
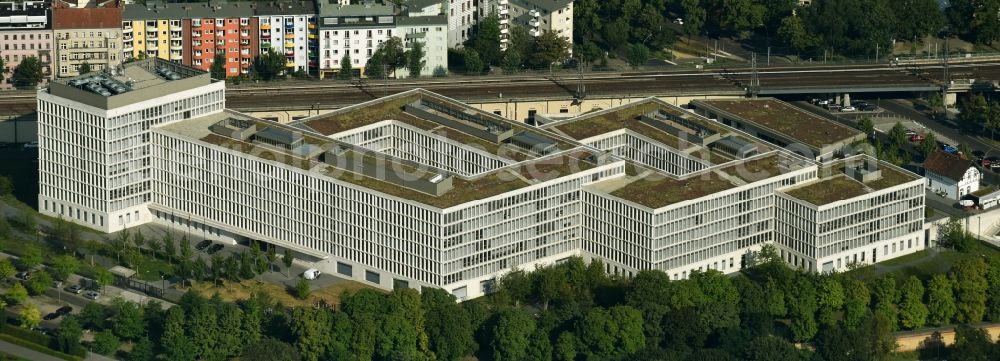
<box><xmin>317</xmin><ymin>1</ymin><xmax>447</xmax><ymax>78</ymax></box>
<box><xmin>121</xmin><ymin>3</ymin><xmax>187</xmax><ymax>63</ymax></box>
<box><xmin>183</xmin><ymin>2</ymin><xmax>258</xmax><ymax>77</ymax></box>
<box><xmin>0</xmin><ymin>0</ymin><xmax>53</xmax><ymax>88</ymax></box>
<box><xmin>37</xmin><ymin>58</ymin><xmax>225</xmax><ymax>232</ymax></box>
<box><xmin>255</xmin><ymin>1</ymin><xmax>317</xmax><ymax>73</ymax></box>
<box><xmin>443</xmin><ymin>0</ymin><xmax>474</xmax><ymax>48</ymax></box>
<box><xmin>51</xmin><ymin>0</ymin><xmax>123</xmax><ymax>78</ymax></box>
<box><xmin>480</xmin><ymin>0</ymin><xmax>573</xmax><ymax>50</ymax></box>
<box><xmin>40</xmin><ymin>60</ymin><xmax>931</xmax><ymax>299</ymax></box>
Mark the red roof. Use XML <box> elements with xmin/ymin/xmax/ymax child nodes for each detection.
<box><xmin>924</xmin><ymin>150</ymin><xmax>974</xmax><ymax>181</ymax></box>
<box><xmin>52</xmin><ymin>5</ymin><xmax>122</xmax><ymax>29</ymax></box>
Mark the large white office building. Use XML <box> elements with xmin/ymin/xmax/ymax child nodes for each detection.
<box><xmin>39</xmin><ymin>60</ymin><xmax>929</xmax><ymax>299</ymax></box>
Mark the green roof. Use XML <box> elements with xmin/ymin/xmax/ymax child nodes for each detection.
<box><xmin>695</xmin><ymin>98</ymin><xmax>863</xmax><ymax>149</ymax></box>
<box><xmin>784</xmin><ymin>176</ymin><xmax>868</xmax><ymax>206</ymax></box>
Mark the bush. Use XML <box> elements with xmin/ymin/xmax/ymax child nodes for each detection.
<box><xmin>432</xmin><ymin>65</ymin><xmax>447</xmax><ymax>77</ymax></box>
<box><xmin>0</xmin><ymin>334</ymin><xmax>83</xmax><ymax>361</ymax></box>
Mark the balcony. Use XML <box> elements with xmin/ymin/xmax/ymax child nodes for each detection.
<box><xmin>170</xmin><ymin>25</ymin><xmax>182</xmax><ymax>32</ymax></box>
<box><xmin>171</xmin><ymin>32</ymin><xmax>182</xmax><ymax>40</ymax></box>
<box><xmin>499</xmin><ymin>0</ymin><xmax>508</xmax><ymax>3</ymax></box>
<box><xmin>499</xmin><ymin>8</ymin><xmax>508</xmax><ymax>15</ymax></box>
<box><xmin>308</xmin><ymin>33</ymin><xmax>316</xmax><ymax>39</ymax></box>
<box><xmin>261</xmin><ymin>42</ymin><xmax>271</xmax><ymax>49</ymax></box>
<box><xmin>529</xmin><ymin>19</ymin><xmax>540</xmax><ymax>27</ymax></box>
<box><xmin>261</xmin><ymin>33</ymin><xmax>271</xmax><ymax>39</ymax></box>
<box><xmin>499</xmin><ymin>18</ymin><xmax>509</xmax><ymax>25</ymax></box>
<box><xmin>529</xmin><ymin>29</ymin><xmax>541</xmax><ymax>36</ymax></box>
<box><xmin>261</xmin><ymin>24</ymin><xmax>271</xmax><ymax>30</ymax></box>
<box><xmin>170</xmin><ymin>51</ymin><xmax>183</xmax><ymax>60</ymax></box>
<box><xmin>286</xmin><ymin>61</ymin><xmax>295</xmax><ymax>68</ymax></box>
<box><xmin>146</xmin><ymin>33</ymin><xmax>159</xmax><ymax>40</ymax></box>
<box><xmin>500</xmin><ymin>28</ymin><xmax>509</xmax><ymax>34</ymax></box>
<box><xmin>123</xmin><ymin>34</ymin><xmax>133</xmax><ymax>41</ymax></box>
<box><xmin>284</xmin><ymin>33</ymin><xmax>295</xmax><ymax>39</ymax></box>
<box><xmin>192</xmin><ymin>32</ymin><xmax>202</xmax><ymax>38</ymax></box>
<box><xmin>285</xmin><ymin>50</ymin><xmax>294</xmax><ymax>56</ymax></box>
<box><xmin>284</xmin><ymin>41</ymin><xmax>295</xmax><ymax>48</ymax></box>
<box><xmin>308</xmin><ymin>23</ymin><xmax>316</xmax><ymax>29</ymax></box>
<box><xmin>171</xmin><ymin>43</ymin><xmax>183</xmax><ymax>51</ymax></box>
<box><xmin>240</xmin><ymin>32</ymin><xmax>250</xmax><ymax>39</ymax></box>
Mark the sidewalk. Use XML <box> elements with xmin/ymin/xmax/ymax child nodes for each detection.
<box><xmin>0</xmin><ymin>338</ymin><xmax>66</xmax><ymax>361</ymax></box>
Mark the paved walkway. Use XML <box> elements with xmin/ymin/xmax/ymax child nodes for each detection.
<box><xmin>0</xmin><ymin>338</ymin><xmax>66</xmax><ymax>361</ymax></box>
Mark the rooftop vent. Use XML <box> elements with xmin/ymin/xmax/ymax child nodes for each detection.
<box><xmin>156</xmin><ymin>67</ymin><xmax>181</xmax><ymax>80</ymax></box>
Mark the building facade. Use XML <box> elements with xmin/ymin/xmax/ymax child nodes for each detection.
<box><xmin>121</xmin><ymin>4</ymin><xmax>187</xmax><ymax>63</ymax></box>
<box><xmin>51</xmin><ymin>0</ymin><xmax>123</xmax><ymax>78</ymax></box>
<box><xmin>444</xmin><ymin>0</ymin><xmax>475</xmax><ymax>48</ymax></box>
<box><xmin>183</xmin><ymin>3</ymin><xmax>258</xmax><ymax>78</ymax></box>
<box><xmin>40</xmin><ymin>63</ymin><xmax>930</xmax><ymax>300</ymax></box>
<box><xmin>255</xmin><ymin>1</ymin><xmax>317</xmax><ymax>73</ymax></box>
<box><xmin>0</xmin><ymin>0</ymin><xmax>53</xmax><ymax>89</ymax></box>
<box><xmin>37</xmin><ymin>58</ymin><xmax>225</xmax><ymax>232</ymax></box>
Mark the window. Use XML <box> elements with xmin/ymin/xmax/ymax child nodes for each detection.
<box><xmin>337</xmin><ymin>262</ymin><xmax>352</xmax><ymax>276</ymax></box>
<box><xmin>393</xmin><ymin>279</ymin><xmax>409</xmax><ymax>289</ymax></box>
<box><xmin>365</xmin><ymin>270</ymin><xmax>380</xmax><ymax>284</ymax></box>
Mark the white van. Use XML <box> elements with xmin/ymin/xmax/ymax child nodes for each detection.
<box><xmin>303</xmin><ymin>268</ymin><xmax>321</xmax><ymax>280</ymax></box>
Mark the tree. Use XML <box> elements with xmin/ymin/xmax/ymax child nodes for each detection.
<box><xmin>80</xmin><ymin>302</ymin><xmax>107</xmax><ymax>330</ymax></box>
<box><xmin>253</xmin><ymin>49</ymin><xmax>285</xmax><ymax>81</ymax></box>
<box><xmin>870</xmin><ymin>276</ymin><xmax>901</xmax><ymax>331</ymax></box>
<box><xmin>951</xmin><ymin>257</ymin><xmax>989</xmax><ymax>324</ymax></box>
<box><xmin>20</xmin><ymin>243</ymin><xmax>43</xmax><ymax>269</ymax></box>
<box><xmin>627</xmin><ymin>43</ymin><xmax>650</xmax><ymax>68</ymax></box>
<box><xmin>161</xmin><ymin>307</ymin><xmax>196</xmax><ymax>361</ymax></box>
<box><xmin>927</xmin><ymin>92</ymin><xmax>944</xmax><ymax>117</ymax></box>
<box><xmin>91</xmin><ymin>330</ymin><xmax>120</xmax><ymax>355</ymax></box>
<box><xmin>716</xmin><ymin>0</ymin><xmax>766</xmax><ymax>38</ymax></box>
<box><xmin>12</xmin><ymin>56</ymin><xmax>43</xmax><ymax>87</ymax></box>
<box><xmin>423</xmin><ymin>289</ymin><xmax>475</xmax><ymax>361</ymax></box>
<box><xmin>920</xmin><ymin>132</ymin><xmax>938</xmax><ymax>158</ymax></box>
<box><xmin>950</xmin><ymin>325</ymin><xmax>999</xmax><ymax>361</ymax></box>
<box><xmin>148</xmin><ymin>237</ymin><xmax>162</xmax><ymax>258</ymax></box>
<box><xmin>473</xmin><ymin>14</ymin><xmax>503</xmax><ymax>66</ymax></box>
<box><xmin>890</xmin><ymin>0</ymin><xmax>943</xmax><ymax>41</ymax></box>
<box><xmin>365</xmin><ymin>50</ymin><xmax>386</xmax><ymax>79</ymax></box>
<box><xmin>52</xmin><ymin>254</ymin><xmax>80</xmax><ymax>281</ymax></box>
<box><xmin>282</xmin><ymin>248</ymin><xmax>293</xmax><ymax>277</ymax></box>
<box><xmin>128</xmin><ymin>337</ymin><xmax>155</xmax><ymax>361</ymax></box>
<box><xmin>288</xmin><ymin>307</ymin><xmax>334</xmax><ymax>361</ymax></box>
<box><xmin>162</xmin><ymin>233</ymin><xmax>176</xmax><ymax>264</ymax></box>
<box><xmin>603</xmin><ymin>19</ymin><xmax>630</xmax><ymax>48</ymax></box>
<box><xmin>180</xmin><ymin>236</ymin><xmax>192</xmax><ymax>262</ymax></box>
<box><xmin>888</xmin><ymin>122</ymin><xmax>907</xmax><ymax>147</ymax></box>
<box><xmin>56</xmin><ymin>315</ymin><xmax>84</xmax><ymax>354</ymax></box>
<box><xmin>500</xmin><ymin>49</ymin><xmax>522</xmax><ymax>74</ymax></box>
<box><xmin>554</xmin><ymin>332</ymin><xmax>577</xmax><ymax>361</ymax></box>
<box><xmin>899</xmin><ymin>276</ymin><xmax>929</xmax><ymax>329</ymax></box>
<box><xmin>295</xmin><ymin>278</ymin><xmax>311</xmax><ymax>300</ymax></box>
<box><xmin>26</xmin><ymin>270</ymin><xmax>52</xmax><ymax>295</ymax></box>
<box><xmin>406</xmin><ymin>41</ymin><xmax>426</xmax><ymax>77</ymax></box>
<box><xmin>0</xmin><ymin>258</ymin><xmax>15</xmax><ymax>280</ymax></box>
<box><xmin>528</xmin><ymin>32</ymin><xmax>570</xmax><ymax>68</ymax></box>
<box><xmin>379</xmin><ymin>37</ymin><xmax>407</xmax><ymax>77</ymax></box>
<box><xmin>338</xmin><ymin>53</ymin><xmax>354</xmax><ymax>80</ymax></box>
<box><xmin>492</xmin><ymin>308</ymin><xmax>536</xmax><ymax>361</ymax></box>
<box><xmin>93</xmin><ymin>268</ymin><xmax>112</xmax><ymax>294</ymax></box>
<box><xmin>681</xmin><ymin>0</ymin><xmax>706</xmax><ymax>40</ymax></box>
<box><xmin>0</xmin><ymin>176</ymin><xmax>14</xmax><ymax>196</ymax></box>
<box><xmin>743</xmin><ymin>335</ymin><xmax>800</xmax><ymax>361</ymax></box>
<box><xmin>0</xmin><ymin>57</ymin><xmax>5</xmax><ymax>82</ymax></box>
<box><xmin>986</xmin><ymin>261</ymin><xmax>1000</xmax><ymax>321</ymax></box>
<box><xmin>432</xmin><ymin>65</ymin><xmax>447</xmax><ymax>77</ymax></box>
<box><xmin>816</xmin><ymin>277</ymin><xmax>845</xmax><ymax>325</ymax></box>
<box><xmin>19</xmin><ymin>303</ymin><xmax>40</xmax><ymax>329</ymax></box>
<box><xmin>463</xmin><ymin>49</ymin><xmax>484</xmax><ymax>75</ymax></box>
<box><xmin>211</xmin><ymin>52</ymin><xmax>227</xmax><ymax>79</ymax></box>
<box><xmin>777</xmin><ymin>15</ymin><xmax>816</xmax><ymax>56</ymax></box>
<box><xmin>6</xmin><ymin>282</ymin><xmax>27</xmax><ymax>304</ymax></box>
<box><xmin>241</xmin><ymin>338</ymin><xmax>303</xmax><ymax>361</ymax></box>
<box><xmin>78</xmin><ymin>62</ymin><xmax>91</xmax><ymax>75</ymax></box>
<box><xmin>112</xmin><ymin>299</ymin><xmax>145</xmax><ymax>342</ymax></box>
<box><xmin>19</xmin><ymin>212</ymin><xmax>37</xmax><ymax>239</ymax></box>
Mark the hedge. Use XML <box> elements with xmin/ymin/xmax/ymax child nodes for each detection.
<box><xmin>0</xmin><ymin>325</ymin><xmax>85</xmax><ymax>360</ymax></box>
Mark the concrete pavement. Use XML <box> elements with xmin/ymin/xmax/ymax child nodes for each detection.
<box><xmin>0</xmin><ymin>338</ymin><xmax>66</xmax><ymax>361</ymax></box>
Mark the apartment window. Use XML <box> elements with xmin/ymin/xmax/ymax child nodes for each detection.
<box><xmin>393</xmin><ymin>279</ymin><xmax>409</xmax><ymax>289</ymax></box>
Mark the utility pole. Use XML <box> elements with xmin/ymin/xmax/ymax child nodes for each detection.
<box><xmin>575</xmin><ymin>57</ymin><xmax>586</xmax><ymax>101</ymax></box>
<box><xmin>875</xmin><ymin>43</ymin><xmax>879</xmax><ymax>63</ymax></box>
<box><xmin>382</xmin><ymin>63</ymin><xmax>388</xmax><ymax>98</ymax></box>
<box><xmin>749</xmin><ymin>53</ymin><xmax>760</xmax><ymax>98</ymax></box>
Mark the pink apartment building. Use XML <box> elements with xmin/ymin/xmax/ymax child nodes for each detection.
<box><xmin>0</xmin><ymin>0</ymin><xmax>53</xmax><ymax>89</ymax></box>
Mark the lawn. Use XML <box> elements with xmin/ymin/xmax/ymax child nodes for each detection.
<box><xmin>182</xmin><ymin>278</ymin><xmax>376</xmax><ymax>308</ymax></box>
<box><xmin>856</xmin><ymin>242</ymin><xmax>1000</xmax><ymax>282</ymax></box>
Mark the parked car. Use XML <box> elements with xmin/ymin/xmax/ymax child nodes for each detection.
<box><xmin>826</xmin><ymin>104</ymin><xmax>842</xmax><ymax>111</ymax></box>
<box><xmin>84</xmin><ymin>291</ymin><xmax>100</xmax><ymax>300</ymax></box>
<box><xmin>195</xmin><ymin>240</ymin><xmax>212</xmax><ymax>251</ymax></box>
<box><xmin>981</xmin><ymin>159</ymin><xmax>992</xmax><ymax>168</ymax></box>
<box><xmin>15</xmin><ymin>271</ymin><xmax>31</xmax><ymax>280</ymax></box>
<box><xmin>56</xmin><ymin>306</ymin><xmax>73</xmax><ymax>315</ymax></box>
<box><xmin>840</xmin><ymin>106</ymin><xmax>857</xmax><ymax>112</ymax></box>
<box><xmin>303</xmin><ymin>268</ymin><xmax>321</xmax><ymax>280</ymax></box>
<box><xmin>943</xmin><ymin>145</ymin><xmax>959</xmax><ymax>154</ymax></box>
<box><xmin>905</xmin><ymin>129</ymin><xmax>917</xmax><ymax>136</ymax></box>
<box><xmin>206</xmin><ymin>244</ymin><xmax>224</xmax><ymax>255</ymax></box>
<box><xmin>860</xmin><ymin>104</ymin><xmax>877</xmax><ymax>111</ymax></box>
<box><xmin>22</xmin><ymin>141</ymin><xmax>38</xmax><ymax>149</ymax></box>
<box><xmin>816</xmin><ymin>99</ymin><xmax>831</xmax><ymax>106</ymax></box>
<box><xmin>909</xmin><ymin>134</ymin><xmax>925</xmax><ymax>142</ymax></box>
<box><xmin>673</xmin><ymin>18</ymin><xmax>684</xmax><ymax>25</ymax></box>
<box><xmin>43</xmin><ymin>312</ymin><xmax>61</xmax><ymax>321</ymax></box>
<box><xmin>65</xmin><ymin>284</ymin><xmax>83</xmax><ymax>294</ymax></box>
